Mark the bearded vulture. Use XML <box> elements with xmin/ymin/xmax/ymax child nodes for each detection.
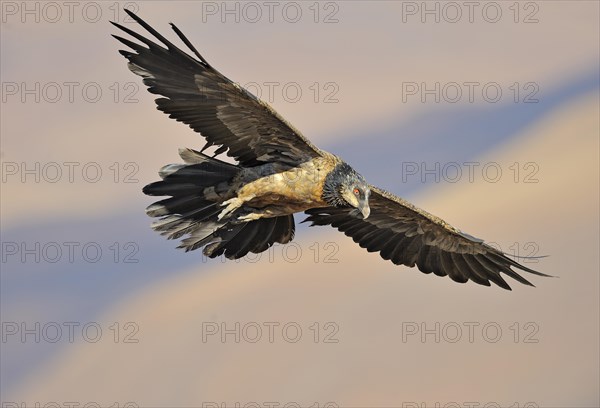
<box><xmin>112</xmin><ymin>10</ymin><xmax>550</xmax><ymax>290</ymax></box>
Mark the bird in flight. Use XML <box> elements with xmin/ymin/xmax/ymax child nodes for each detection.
<box><xmin>112</xmin><ymin>10</ymin><xmax>549</xmax><ymax>290</ymax></box>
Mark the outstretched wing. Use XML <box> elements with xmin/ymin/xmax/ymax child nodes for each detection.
<box><xmin>112</xmin><ymin>10</ymin><xmax>323</xmax><ymax>167</ymax></box>
<box><xmin>304</xmin><ymin>186</ymin><xmax>550</xmax><ymax>290</ymax></box>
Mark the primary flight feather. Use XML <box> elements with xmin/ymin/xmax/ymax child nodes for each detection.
<box><xmin>112</xmin><ymin>10</ymin><xmax>550</xmax><ymax>290</ymax></box>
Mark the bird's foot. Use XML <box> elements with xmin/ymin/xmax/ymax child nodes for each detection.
<box><xmin>236</xmin><ymin>212</ymin><xmax>263</xmax><ymax>223</ymax></box>
<box><xmin>218</xmin><ymin>197</ymin><xmax>244</xmax><ymax>220</ymax></box>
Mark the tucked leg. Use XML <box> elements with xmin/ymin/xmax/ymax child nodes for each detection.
<box><xmin>217</xmin><ymin>192</ymin><xmax>258</xmax><ymax>220</ymax></box>
<box><xmin>236</xmin><ymin>212</ymin><xmax>264</xmax><ymax>222</ymax></box>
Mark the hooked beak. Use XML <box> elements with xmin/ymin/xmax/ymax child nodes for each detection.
<box><xmin>359</xmin><ymin>201</ymin><xmax>370</xmax><ymax>219</ymax></box>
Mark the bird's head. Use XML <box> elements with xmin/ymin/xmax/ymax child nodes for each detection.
<box><xmin>323</xmin><ymin>162</ymin><xmax>371</xmax><ymax>219</ymax></box>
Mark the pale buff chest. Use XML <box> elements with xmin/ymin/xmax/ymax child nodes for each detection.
<box><xmin>235</xmin><ymin>155</ymin><xmax>338</xmax><ymax>212</ymax></box>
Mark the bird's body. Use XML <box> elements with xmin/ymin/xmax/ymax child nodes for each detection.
<box><xmin>113</xmin><ymin>10</ymin><xmax>550</xmax><ymax>289</ymax></box>
<box><xmin>218</xmin><ymin>153</ymin><xmax>337</xmax><ymax>219</ymax></box>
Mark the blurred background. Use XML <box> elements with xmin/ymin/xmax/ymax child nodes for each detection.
<box><xmin>1</xmin><ymin>1</ymin><xmax>598</xmax><ymax>406</ymax></box>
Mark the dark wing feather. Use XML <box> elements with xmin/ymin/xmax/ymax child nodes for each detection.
<box><xmin>111</xmin><ymin>10</ymin><xmax>322</xmax><ymax>166</ymax></box>
<box><xmin>304</xmin><ymin>186</ymin><xmax>550</xmax><ymax>290</ymax></box>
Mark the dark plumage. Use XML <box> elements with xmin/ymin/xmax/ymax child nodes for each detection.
<box><xmin>112</xmin><ymin>10</ymin><xmax>550</xmax><ymax>290</ymax></box>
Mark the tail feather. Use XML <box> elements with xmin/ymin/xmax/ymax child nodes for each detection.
<box><xmin>223</xmin><ymin>223</ymin><xmax>260</xmax><ymax>259</ymax></box>
<box><xmin>143</xmin><ymin>181</ymin><xmax>205</xmax><ymax>196</ymax></box>
<box><xmin>144</xmin><ymin>148</ymin><xmax>295</xmax><ymax>259</ymax></box>
<box><xmin>178</xmin><ymin>220</ymin><xmax>226</xmax><ymax>252</ymax></box>
<box><xmin>249</xmin><ymin>217</ymin><xmax>279</xmax><ymax>253</ymax></box>
<box><xmin>152</xmin><ymin>203</ymin><xmax>221</xmax><ymax>240</ymax></box>
<box><xmin>197</xmin><ymin>216</ymin><xmax>295</xmax><ymax>259</ymax></box>
<box><xmin>271</xmin><ymin>214</ymin><xmax>296</xmax><ymax>245</ymax></box>
<box><xmin>145</xmin><ymin>194</ymin><xmax>209</xmax><ymax>217</ymax></box>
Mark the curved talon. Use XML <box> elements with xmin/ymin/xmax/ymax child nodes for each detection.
<box><xmin>237</xmin><ymin>213</ymin><xmax>263</xmax><ymax>222</ymax></box>
<box><xmin>218</xmin><ymin>197</ymin><xmax>244</xmax><ymax>220</ymax></box>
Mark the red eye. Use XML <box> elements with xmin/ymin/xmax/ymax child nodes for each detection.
<box><xmin>353</xmin><ymin>188</ymin><xmax>360</xmax><ymax>196</ymax></box>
